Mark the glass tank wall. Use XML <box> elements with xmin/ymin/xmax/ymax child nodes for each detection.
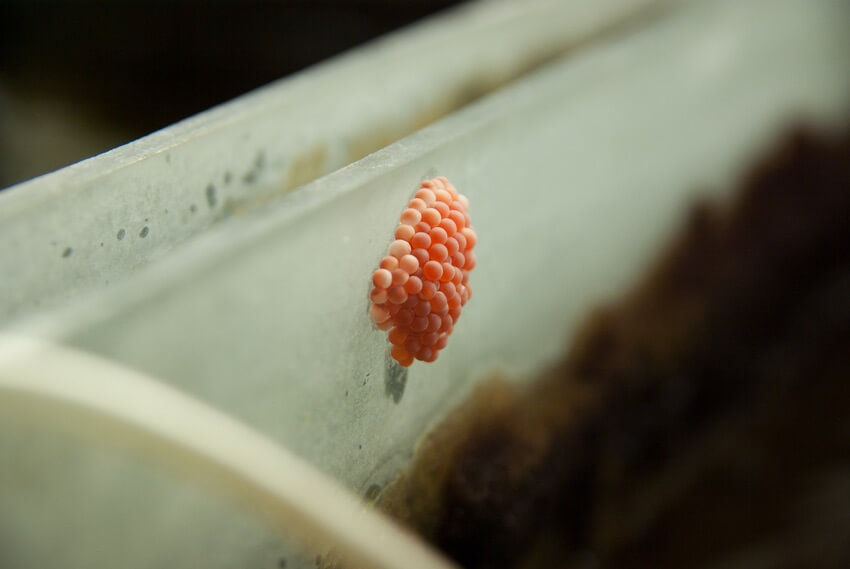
<box><xmin>0</xmin><ymin>0</ymin><xmax>659</xmax><ymax>325</ymax></box>
<box><xmin>0</xmin><ymin>0</ymin><xmax>848</xmax><ymax>568</ymax></box>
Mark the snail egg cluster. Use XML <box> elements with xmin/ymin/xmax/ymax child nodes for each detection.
<box><xmin>369</xmin><ymin>177</ymin><xmax>477</xmax><ymax>366</ymax></box>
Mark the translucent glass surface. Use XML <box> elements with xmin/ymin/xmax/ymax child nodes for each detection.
<box><xmin>0</xmin><ymin>0</ymin><xmax>660</xmax><ymax>325</ymax></box>
<box><xmin>1</xmin><ymin>0</ymin><xmax>849</xmax><ymax>567</ymax></box>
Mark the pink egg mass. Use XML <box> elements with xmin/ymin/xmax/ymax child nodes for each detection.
<box><xmin>370</xmin><ymin>176</ymin><xmax>476</xmax><ymax>366</ymax></box>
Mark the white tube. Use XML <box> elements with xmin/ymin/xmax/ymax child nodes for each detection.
<box><xmin>0</xmin><ymin>334</ymin><xmax>456</xmax><ymax>569</ymax></box>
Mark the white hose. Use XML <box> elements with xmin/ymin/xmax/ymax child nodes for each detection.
<box><xmin>0</xmin><ymin>333</ymin><xmax>456</xmax><ymax>569</ymax></box>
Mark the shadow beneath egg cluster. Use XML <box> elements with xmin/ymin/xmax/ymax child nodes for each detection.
<box><xmin>384</xmin><ymin>353</ymin><xmax>409</xmax><ymax>404</ymax></box>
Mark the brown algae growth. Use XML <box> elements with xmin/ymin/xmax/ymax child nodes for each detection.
<box><xmin>377</xmin><ymin>125</ymin><xmax>850</xmax><ymax>569</ymax></box>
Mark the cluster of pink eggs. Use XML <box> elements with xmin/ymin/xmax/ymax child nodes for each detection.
<box><xmin>369</xmin><ymin>177</ymin><xmax>476</xmax><ymax>366</ymax></box>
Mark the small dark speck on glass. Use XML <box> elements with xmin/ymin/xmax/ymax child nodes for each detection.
<box><xmin>206</xmin><ymin>184</ymin><xmax>217</xmax><ymax>208</ymax></box>
<box><xmin>364</xmin><ymin>484</ymin><xmax>381</xmax><ymax>503</ymax></box>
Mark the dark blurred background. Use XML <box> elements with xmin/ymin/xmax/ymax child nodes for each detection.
<box><xmin>0</xmin><ymin>0</ymin><xmax>466</xmax><ymax>188</ymax></box>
